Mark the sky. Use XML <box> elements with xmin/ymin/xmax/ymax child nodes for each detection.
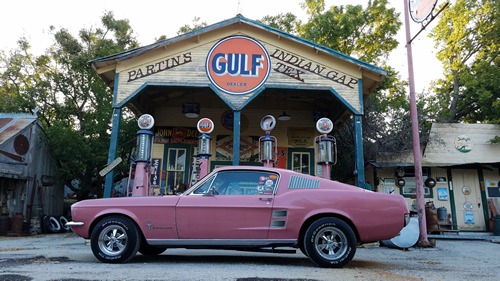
<box><xmin>1</xmin><ymin>0</ymin><xmax>443</xmax><ymax>92</ymax></box>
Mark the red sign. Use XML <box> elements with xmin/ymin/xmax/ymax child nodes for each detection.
<box><xmin>206</xmin><ymin>36</ymin><xmax>271</xmax><ymax>95</ymax></box>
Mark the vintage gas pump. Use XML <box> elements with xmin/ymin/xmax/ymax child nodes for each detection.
<box><xmin>314</xmin><ymin>117</ymin><xmax>337</xmax><ymax>179</ymax></box>
<box><xmin>131</xmin><ymin>114</ymin><xmax>155</xmax><ymax>197</ymax></box>
<box><xmin>259</xmin><ymin>115</ymin><xmax>277</xmax><ymax>167</ymax></box>
<box><xmin>197</xmin><ymin>118</ymin><xmax>214</xmax><ymax>179</ymax></box>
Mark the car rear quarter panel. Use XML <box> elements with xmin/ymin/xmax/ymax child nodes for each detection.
<box><xmin>270</xmin><ymin>176</ymin><xmax>408</xmax><ymax>242</ymax></box>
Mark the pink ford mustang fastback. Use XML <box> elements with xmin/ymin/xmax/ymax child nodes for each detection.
<box><xmin>67</xmin><ymin>166</ymin><xmax>409</xmax><ymax>268</ymax></box>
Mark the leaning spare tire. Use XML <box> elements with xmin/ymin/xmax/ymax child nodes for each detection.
<box><xmin>59</xmin><ymin>216</ymin><xmax>70</xmax><ymax>232</ymax></box>
<box><xmin>44</xmin><ymin>216</ymin><xmax>61</xmax><ymax>233</ymax></box>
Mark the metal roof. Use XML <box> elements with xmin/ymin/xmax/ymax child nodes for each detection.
<box><xmin>373</xmin><ymin>123</ymin><xmax>500</xmax><ymax>167</ymax></box>
<box><xmin>0</xmin><ymin>113</ymin><xmax>37</xmax><ymax>146</ymax></box>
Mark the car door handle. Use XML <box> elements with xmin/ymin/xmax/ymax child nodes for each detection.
<box><xmin>259</xmin><ymin>197</ymin><xmax>273</xmax><ymax>202</ymax></box>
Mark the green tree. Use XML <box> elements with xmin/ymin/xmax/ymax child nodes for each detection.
<box><xmin>177</xmin><ymin>17</ymin><xmax>208</xmax><ymax>35</ymax></box>
<box><xmin>262</xmin><ymin>0</ymin><xmax>415</xmax><ymax>181</ymax></box>
<box><xmin>0</xmin><ymin>12</ymin><xmax>139</xmax><ymax>199</ymax></box>
<box><xmin>297</xmin><ymin>0</ymin><xmax>400</xmax><ymax>64</ymax></box>
<box><xmin>260</xmin><ymin>13</ymin><xmax>301</xmax><ymax>34</ymax></box>
<box><xmin>430</xmin><ymin>0</ymin><xmax>500</xmax><ymax>123</ymax></box>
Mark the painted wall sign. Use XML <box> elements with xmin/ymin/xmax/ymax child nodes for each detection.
<box><xmin>127</xmin><ymin>52</ymin><xmax>192</xmax><ymax>82</ymax></box>
<box><xmin>215</xmin><ymin>135</ymin><xmax>260</xmax><ymax>161</ymax></box>
<box><xmin>270</xmin><ymin>48</ymin><xmax>358</xmax><ymax>89</ymax></box>
<box><xmin>454</xmin><ymin>135</ymin><xmax>473</xmax><ymax>153</ymax></box>
<box><xmin>150</xmin><ymin>158</ymin><xmax>161</xmax><ymax>187</ymax></box>
<box><xmin>206</xmin><ymin>35</ymin><xmax>271</xmax><ymax>95</ymax></box>
<box><xmin>288</xmin><ymin>127</ymin><xmax>314</xmax><ymax>147</ymax></box>
<box><xmin>154</xmin><ymin>127</ymin><xmax>200</xmax><ymax>144</ymax></box>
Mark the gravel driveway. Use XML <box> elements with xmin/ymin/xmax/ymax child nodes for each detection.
<box><xmin>1</xmin><ymin>233</ymin><xmax>499</xmax><ymax>281</ymax></box>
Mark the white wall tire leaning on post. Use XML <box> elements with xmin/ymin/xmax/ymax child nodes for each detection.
<box><xmin>59</xmin><ymin>216</ymin><xmax>70</xmax><ymax>232</ymax></box>
<box><xmin>44</xmin><ymin>216</ymin><xmax>61</xmax><ymax>233</ymax></box>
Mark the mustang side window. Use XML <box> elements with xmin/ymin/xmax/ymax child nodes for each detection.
<box><xmin>193</xmin><ymin>171</ymin><xmax>279</xmax><ymax>195</ymax></box>
<box><xmin>221</xmin><ymin>171</ymin><xmax>279</xmax><ymax>195</ymax></box>
<box><xmin>192</xmin><ymin>175</ymin><xmax>215</xmax><ymax>195</ymax></box>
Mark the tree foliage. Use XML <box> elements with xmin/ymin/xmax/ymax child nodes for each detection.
<box><xmin>297</xmin><ymin>0</ymin><xmax>400</xmax><ymax>65</ymax></box>
<box><xmin>430</xmin><ymin>0</ymin><xmax>500</xmax><ymax>123</ymax></box>
<box><xmin>0</xmin><ymin>12</ymin><xmax>139</xmax><ymax>199</ymax></box>
<box><xmin>261</xmin><ymin>0</ymin><xmax>415</xmax><ymax>181</ymax></box>
<box><xmin>176</xmin><ymin>17</ymin><xmax>208</xmax><ymax>35</ymax></box>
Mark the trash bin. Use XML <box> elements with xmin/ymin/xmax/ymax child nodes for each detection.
<box><xmin>437</xmin><ymin>207</ymin><xmax>447</xmax><ymax>221</ymax></box>
<box><xmin>494</xmin><ymin>215</ymin><xmax>500</xmax><ymax>236</ymax></box>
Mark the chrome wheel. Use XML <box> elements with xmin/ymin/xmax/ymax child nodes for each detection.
<box><xmin>98</xmin><ymin>225</ymin><xmax>128</xmax><ymax>257</ymax></box>
<box><xmin>90</xmin><ymin>216</ymin><xmax>140</xmax><ymax>263</ymax></box>
<box><xmin>314</xmin><ymin>226</ymin><xmax>348</xmax><ymax>260</ymax></box>
<box><xmin>304</xmin><ymin>217</ymin><xmax>356</xmax><ymax>268</ymax></box>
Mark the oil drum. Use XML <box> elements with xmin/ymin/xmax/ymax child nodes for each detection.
<box><xmin>0</xmin><ymin>216</ymin><xmax>10</xmax><ymax>236</ymax></box>
<box><xmin>10</xmin><ymin>213</ymin><xmax>24</xmax><ymax>233</ymax></box>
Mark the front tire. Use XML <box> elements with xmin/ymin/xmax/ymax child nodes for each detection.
<box><xmin>90</xmin><ymin>216</ymin><xmax>140</xmax><ymax>263</ymax></box>
<box><xmin>304</xmin><ymin>217</ymin><xmax>357</xmax><ymax>268</ymax></box>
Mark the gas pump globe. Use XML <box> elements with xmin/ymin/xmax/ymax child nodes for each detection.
<box><xmin>315</xmin><ymin>117</ymin><xmax>337</xmax><ymax>179</ymax></box>
<box><xmin>259</xmin><ymin>115</ymin><xmax>277</xmax><ymax>167</ymax></box>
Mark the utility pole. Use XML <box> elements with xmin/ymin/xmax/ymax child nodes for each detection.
<box><xmin>403</xmin><ymin>0</ymin><xmax>448</xmax><ymax>246</ymax></box>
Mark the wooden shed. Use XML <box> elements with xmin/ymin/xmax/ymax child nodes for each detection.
<box><xmin>0</xmin><ymin>113</ymin><xmax>63</xmax><ymax>235</ymax></box>
<box><xmin>370</xmin><ymin>123</ymin><xmax>500</xmax><ymax>233</ymax></box>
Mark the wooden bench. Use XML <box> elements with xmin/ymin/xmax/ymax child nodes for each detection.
<box><xmin>438</xmin><ymin>221</ymin><xmax>459</xmax><ymax>234</ymax></box>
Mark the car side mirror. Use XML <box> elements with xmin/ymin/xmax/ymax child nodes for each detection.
<box><xmin>204</xmin><ymin>187</ymin><xmax>216</xmax><ymax>196</ymax></box>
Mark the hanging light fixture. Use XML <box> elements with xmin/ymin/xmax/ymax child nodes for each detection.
<box><xmin>278</xmin><ymin>111</ymin><xmax>291</xmax><ymax>121</ymax></box>
<box><xmin>278</xmin><ymin>96</ymin><xmax>291</xmax><ymax>121</ymax></box>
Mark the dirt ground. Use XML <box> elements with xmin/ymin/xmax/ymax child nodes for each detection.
<box><xmin>0</xmin><ymin>233</ymin><xmax>499</xmax><ymax>281</ymax></box>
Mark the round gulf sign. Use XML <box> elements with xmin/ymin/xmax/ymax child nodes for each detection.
<box><xmin>206</xmin><ymin>35</ymin><xmax>271</xmax><ymax>95</ymax></box>
<box><xmin>138</xmin><ymin>114</ymin><xmax>155</xmax><ymax>130</ymax></box>
<box><xmin>197</xmin><ymin>118</ymin><xmax>214</xmax><ymax>134</ymax></box>
<box><xmin>316</xmin><ymin>117</ymin><xmax>333</xmax><ymax>134</ymax></box>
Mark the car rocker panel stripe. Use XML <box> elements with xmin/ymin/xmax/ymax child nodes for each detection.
<box><xmin>146</xmin><ymin>239</ymin><xmax>297</xmax><ymax>247</ymax></box>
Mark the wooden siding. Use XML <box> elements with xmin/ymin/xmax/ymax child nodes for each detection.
<box><xmin>114</xmin><ymin>27</ymin><xmax>362</xmax><ymax>112</ymax></box>
<box><xmin>0</xmin><ymin>119</ymin><xmax>63</xmax><ymax>222</ymax></box>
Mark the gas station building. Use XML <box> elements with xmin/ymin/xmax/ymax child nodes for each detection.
<box><xmin>91</xmin><ymin>15</ymin><xmax>386</xmax><ymax>197</ymax></box>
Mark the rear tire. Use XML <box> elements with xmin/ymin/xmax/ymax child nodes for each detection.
<box><xmin>90</xmin><ymin>216</ymin><xmax>140</xmax><ymax>263</ymax></box>
<box><xmin>304</xmin><ymin>217</ymin><xmax>357</xmax><ymax>268</ymax></box>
